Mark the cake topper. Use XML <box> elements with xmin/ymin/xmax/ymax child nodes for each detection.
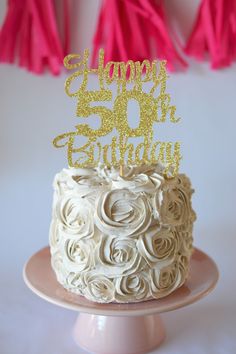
<box><xmin>53</xmin><ymin>49</ymin><xmax>181</xmax><ymax>177</ymax></box>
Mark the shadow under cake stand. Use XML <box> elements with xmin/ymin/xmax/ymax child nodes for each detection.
<box><xmin>23</xmin><ymin>247</ymin><xmax>218</xmax><ymax>354</ymax></box>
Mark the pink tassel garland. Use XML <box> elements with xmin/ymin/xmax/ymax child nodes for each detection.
<box><xmin>0</xmin><ymin>0</ymin><xmax>70</xmax><ymax>75</ymax></box>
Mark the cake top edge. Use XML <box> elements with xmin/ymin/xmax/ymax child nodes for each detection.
<box><xmin>53</xmin><ymin>162</ymin><xmax>194</xmax><ymax>195</ymax></box>
<box><xmin>59</xmin><ymin>162</ymin><xmax>179</xmax><ymax>179</ymax></box>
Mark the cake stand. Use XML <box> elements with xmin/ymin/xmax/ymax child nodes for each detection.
<box><xmin>23</xmin><ymin>247</ymin><xmax>218</xmax><ymax>354</ymax></box>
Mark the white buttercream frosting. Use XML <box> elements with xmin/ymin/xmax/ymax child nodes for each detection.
<box><xmin>49</xmin><ymin>163</ymin><xmax>196</xmax><ymax>303</ymax></box>
<box><xmin>95</xmin><ymin>188</ymin><xmax>152</xmax><ymax>237</ymax></box>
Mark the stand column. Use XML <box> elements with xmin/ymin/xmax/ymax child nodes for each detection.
<box><xmin>73</xmin><ymin>312</ymin><xmax>165</xmax><ymax>354</ymax></box>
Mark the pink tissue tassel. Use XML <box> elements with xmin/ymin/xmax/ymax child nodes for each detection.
<box><xmin>0</xmin><ymin>0</ymin><xmax>70</xmax><ymax>75</ymax></box>
<box><xmin>92</xmin><ymin>0</ymin><xmax>187</xmax><ymax>72</ymax></box>
<box><xmin>185</xmin><ymin>0</ymin><xmax>236</xmax><ymax>69</ymax></box>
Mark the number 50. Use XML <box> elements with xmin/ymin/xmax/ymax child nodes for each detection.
<box><xmin>76</xmin><ymin>90</ymin><xmax>155</xmax><ymax>138</ymax></box>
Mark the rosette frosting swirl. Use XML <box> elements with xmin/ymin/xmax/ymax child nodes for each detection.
<box><xmin>160</xmin><ymin>176</ymin><xmax>195</xmax><ymax>227</ymax></box>
<box><xmin>72</xmin><ymin>174</ymin><xmax>108</xmax><ymax>203</ymax></box>
<box><xmin>115</xmin><ymin>273</ymin><xmax>150</xmax><ymax>302</ymax></box>
<box><xmin>49</xmin><ymin>219</ymin><xmax>61</xmax><ymax>250</ymax></box>
<box><xmin>54</xmin><ymin>168</ymin><xmax>108</xmax><ymax>204</ymax></box>
<box><xmin>137</xmin><ymin>227</ymin><xmax>180</xmax><ymax>267</ymax></box>
<box><xmin>96</xmin><ymin>234</ymin><xmax>144</xmax><ymax>277</ymax></box>
<box><xmin>61</xmin><ymin>238</ymin><xmax>94</xmax><ymax>272</ymax></box>
<box><xmin>95</xmin><ymin>189</ymin><xmax>152</xmax><ymax>237</ymax></box>
<box><xmin>83</xmin><ymin>273</ymin><xmax>115</xmax><ymax>303</ymax></box>
<box><xmin>56</xmin><ymin>194</ymin><xmax>94</xmax><ymax>239</ymax></box>
<box><xmin>112</xmin><ymin>172</ymin><xmax>163</xmax><ymax>194</ymax></box>
<box><xmin>150</xmin><ymin>261</ymin><xmax>183</xmax><ymax>299</ymax></box>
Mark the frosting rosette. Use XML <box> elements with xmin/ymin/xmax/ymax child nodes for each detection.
<box><xmin>112</xmin><ymin>172</ymin><xmax>163</xmax><ymax>195</ymax></box>
<box><xmin>150</xmin><ymin>261</ymin><xmax>183</xmax><ymax>299</ymax></box>
<box><xmin>56</xmin><ymin>194</ymin><xmax>94</xmax><ymax>239</ymax></box>
<box><xmin>178</xmin><ymin>254</ymin><xmax>190</xmax><ymax>273</ymax></box>
<box><xmin>160</xmin><ymin>176</ymin><xmax>195</xmax><ymax>227</ymax></box>
<box><xmin>54</xmin><ymin>168</ymin><xmax>107</xmax><ymax>204</ymax></box>
<box><xmin>95</xmin><ymin>164</ymin><xmax>150</xmax><ymax>182</ymax></box>
<box><xmin>96</xmin><ymin>234</ymin><xmax>144</xmax><ymax>277</ymax></box>
<box><xmin>49</xmin><ymin>219</ymin><xmax>61</xmax><ymax>251</ymax></box>
<box><xmin>176</xmin><ymin>224</ymin><xmax>194</xmax><ymax>256</ymax></box>
<box><xmin>61</xmin><ymin>238</ymin><xmax>94</xmax><ymax>272</ymax></box>
<box><xmin>72</xmin><ymin>174</ymin><xmax>108</xmax><ymax>203</ymax></box>
<box><xmin>53</xmin><ymin>168</ymin><xmax>81</xmax><ymax>196</ymax></box>
<box><xmin>95</xmin><ymin>188</ymin><xmax>152</xmax><ymax>237</ymax></box>
<box><xmin>115</xmin><ymin>273</ymin><xmax>150</xmax><ymax>302</ymax></box>
<box><xmin>51</xmin><ymin>251</ymin><xmax>69</xmax><ymax>286</ymax></box>
<box><xmin>83</xmin><ymin>273</ymin><xmax>115</xmax><ymax>303</ymax></box>
<box><xmin>137</xmin><ymin>227</ymin><xmax>180</xmax><ymax>267</ymax></box>
<box><xmin>65</xmin><ymin>272</ymin><xmax>85</xmax><ymax>295</ymax></box>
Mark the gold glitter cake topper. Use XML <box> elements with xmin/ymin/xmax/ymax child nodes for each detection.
<box><xmin>53</xmin><ymin>49</ymin><xmax>181</xmax><ymax>176</ymax></box>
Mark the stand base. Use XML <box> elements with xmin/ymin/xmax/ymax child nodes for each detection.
<box><xmin>23</xmin><ymin>247</ymin><xmax>219</xmax><ymax>353</ymax></box>
<box><xmin>73</xmin><ymin>313</ymin><xmax>165</xmax><ymax>354</ymax></box>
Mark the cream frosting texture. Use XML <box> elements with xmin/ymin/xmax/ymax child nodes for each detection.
<box><xmin>50</xmin><ymin>164</ymin><xmax>196</xmax><ymax>303</ymax></box>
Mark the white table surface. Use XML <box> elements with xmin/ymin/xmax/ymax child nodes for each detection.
<box><xmin>1</xmin><ymin>1</ymin><xmax>236</xmax><ymax>353</ymax></box>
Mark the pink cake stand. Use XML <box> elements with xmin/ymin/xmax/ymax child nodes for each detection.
<box><xmin>23</xmin><ymin>247</ymin><xmax>218</xmax><ymax>354</ymax></box>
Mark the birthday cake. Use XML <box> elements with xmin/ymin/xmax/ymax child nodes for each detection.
<box><xmin>49</xmin><ymin>49</ymin><xmax>196</xmax><ymax>303</ymax></box>
<box><xmin>49</xmin><ymin>163</ymin><xmax>196</xmax><ymax>303</ymax></box>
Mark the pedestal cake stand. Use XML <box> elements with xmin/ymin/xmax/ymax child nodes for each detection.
<box><xmin>23</xmin><ymin>247</ymin><xmax>218</xmax><ymax>354</ymax></box>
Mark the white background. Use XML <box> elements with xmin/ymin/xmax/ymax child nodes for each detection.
<box><xmin>1</xmin><ymin>1</ymin><xmax>236</xmax><ymax>353</ymax></box>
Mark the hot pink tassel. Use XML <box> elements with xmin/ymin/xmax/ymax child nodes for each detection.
<box><xmin>0</xmin><ymin>0</ymin><xmax>69</xmax><ymax>75</ymax></box>
<box><xmin>0</xmin><ymin>0</ymin><xmax>24</xmax><ymax>63</ymax></box>
<box><xmin>92</xmin><ymin>0</ymin><xmax>187</xmax><ymax>71</ymax></box>
<box><xmin>185</xmin><ymin>0</ymin><xmax>236</xmax><ymax>69</ymax></box>
<box><xmin>63</xmin><ymin>0</ymin><xmax>70</xmax><ymax>55</ymax></box>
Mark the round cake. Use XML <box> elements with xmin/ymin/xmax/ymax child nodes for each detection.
<box><xmin>49</xmin><ymin>164</ymin><xmax>196</xmax><ymax>303</ymax></box>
